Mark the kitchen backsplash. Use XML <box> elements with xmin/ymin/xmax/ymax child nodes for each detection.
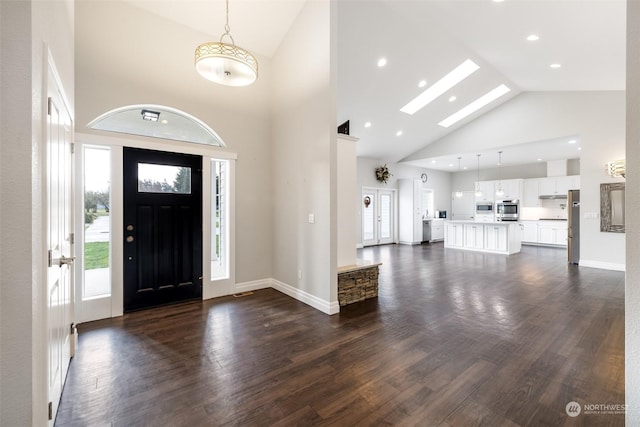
<box><xmin>520</xmin><ymin>199</ymin><xmax>568</xmax><ymax>220</ymax></box>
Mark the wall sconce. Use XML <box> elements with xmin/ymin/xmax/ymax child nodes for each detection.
<box><xmin>606</xmin><ymin>159</ymin><xmax>625</xmax><ymax>178</ymax></box>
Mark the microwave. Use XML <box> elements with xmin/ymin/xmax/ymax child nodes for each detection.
<box><xmin>476</xmin><ymin>203</ymin><xmax>494</xmax><ymax>214</ymax></box>
<box><xmin>496</xmin><ymin>200</ymin><xmax>519</xmax><ymax>221</ymax></box>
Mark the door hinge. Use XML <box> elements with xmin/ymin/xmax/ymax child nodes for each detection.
<box><xmin>48</xmin><ymin>401</ymin><xmax>53</xmax><ymax>420</ymax></box>
<box><xmin>70</xmin><ymin>322</ymin><xmax>76</xmax><ymax>334</ymax></box>
<box><xmin>48</xmin><ymin>250</ymin><xmax>53</xmax><ymax>268</ymax></box>
<box><xmin>70</xmin><ymin>142</ymin><xmax>75</xmax><ymax>154</ymax></box>
<box><xmin>47</xmin><ymin>97</ymin><xmax>52</xmax><ymax>116</ymax></box>
<box><xmin>70</xmin><ymin>233</ymin><xmax>75</xmax><ymax>245</ymax></box>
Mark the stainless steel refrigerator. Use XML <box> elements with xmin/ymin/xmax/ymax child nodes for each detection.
<box><xmin>568</xmin><ymin>190</ymin><xmax>580</xmax><ymax>264</ymax></box>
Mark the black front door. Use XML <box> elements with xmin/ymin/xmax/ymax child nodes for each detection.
<box><xmin>123</xmin><ymin>147</ymin><xmax>202</xmax><ymax>311</ymax></box>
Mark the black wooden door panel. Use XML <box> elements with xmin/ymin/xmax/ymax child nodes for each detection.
<box><xmin>123</xmin><ymin>147</ymin><xmax>202</xmax><ymax>311</ymax></box>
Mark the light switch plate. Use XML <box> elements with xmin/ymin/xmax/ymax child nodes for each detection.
<box><xmin>308</xmin><ymin>213</ymin><xmax>315</xmax><ymax>224</ymax></box>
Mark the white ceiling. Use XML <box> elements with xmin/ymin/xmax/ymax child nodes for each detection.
<box><xmin>124</xmin><ymin>0</ymin><xmax>307</xmax><ymax>58</ymax></box>
<box><xmin>337</xmin><ymin>0</ymin><xmax>626</xmax><ymax>170</ymax></box>
<box><xmin>105</xmin><ymin>0</ymin><xmax>626</xmax><ymax>172</ymax></box>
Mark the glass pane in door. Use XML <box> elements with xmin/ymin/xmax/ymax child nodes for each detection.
<box><xmin>363</xmin><ymin>192</ymin><xmax>375</xmax><ymax>241</ymax></box>
<box><xmin>380</xmin><ymin>193</ymin><xmax>391</xmax><ymax>239</ymax></box>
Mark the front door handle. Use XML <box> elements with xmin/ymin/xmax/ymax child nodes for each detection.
<box><xmin>59</xmin><ymin>255</ymin><xmax>75</xmax><ymax>267</ymax></box>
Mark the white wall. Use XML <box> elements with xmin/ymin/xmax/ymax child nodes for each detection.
<box><xmin>0</xmin><ymin>0</ymin><xmax>74</xmax><ymax>424</ymax></box>
<box><xmin>337</xmin><ymin>135</ymin><xmax>357</xmax><ymax>266</ymax></box>
<box><xmin>271</xmin><ymin>1</ymin><xmax>338</xmax><ymax>312</ymax></box>
<box><xmin>75</xmin><ymin>1</ymin><xmax>274</xmax><ymax>284</ymax></box>
<box><xmin>626</xmin><ymin>1</ymin><xmax>640</xmax><ymax>423</ymax></box>
<box><xmin>405</xmin><ymin>91</ymin><xmax>625</xmax><ymax>269</ymax></box>
<box><xmin>356</xmin><ymin>157</ymin><xmax>451</xmax><ymax>245</ymax></box>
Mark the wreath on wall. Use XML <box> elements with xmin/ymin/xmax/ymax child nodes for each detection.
<box><xmin>375</xmin><ymin>164</ymin><xmax>392</xmax><ymax>183</ymax></box>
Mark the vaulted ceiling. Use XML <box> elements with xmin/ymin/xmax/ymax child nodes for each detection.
<box><xmin>85</xmin><ymin>0</ymin><xmax>626</xmax><ymax>171</ymax></box>
<box><xmin>337</xmin><ymin>0</ymin><xmax>626</xmax><ymax>170</ymax></box>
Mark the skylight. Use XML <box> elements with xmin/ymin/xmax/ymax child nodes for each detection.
<box><xmin>438</xmin><ymin>84</ymin><xmax>511</xmax><ymax>128</ymax></box>
<box><xmin>400</xmin><ymin>59</ymin><xmax>480</xmax><ymax>115</ymax></box>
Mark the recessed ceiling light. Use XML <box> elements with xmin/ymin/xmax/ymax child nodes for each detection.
<box><xmin>431</xmin><ymin>160</ymin><xmax>436</xmax><ymax>164</ymax></box>
<box><xmin>396</xmin><ymin>130</ymin><xmax>403</xmax><ymax>136</ymax></box>
<box><xmin>578</xmin><ymin>147</ymin><xmax>582</xmax><ymax>151</ymax></box>
<box><xmin>377</xmin><ymin>58</ymin><xmax>387</xmax><ymax>67</ymax></box>
<box><xmin>449</xmin><ymin>163</ymin><xmax>454</xmax><ymax>167</ymax></box>
<box><xmin>493</xmin><ymin>0</ymin><xmax>505</xmax><ymax>3</ymax></box>
<box><xmin>463</xmin><ymin>166</ymin><xmax>468</xmax><ymax>170</ymax></box>
<box><xmin>449</xmin><ymin>96</ymin><xmax>457</xmax><ymax>102</ymax></box>
<box><xmin>537</xmin><ymin>158</ymin><xmax>543</xmax><ymax>161</ymax></box>
<box><xmin>141</xmin><ymin>109</ymin><xmax>160</xmax><ymax>122</ymax></box>
<box><xmin>550</xmin><ymin>63</ymin><xmax>562</xmax><ymax>69</ymax></box>
<box><xmin>568</xmin><ymin>139</ymin><xmax>577</xmax><ymax>144</ymax></box>
<box><xmin>438</xmin><ymin>84</ymin><xmax>511</xmax><ymax>128</ymax></box>
<box><xmin>401</xmin><ymin>59</ymin><xmax>480</xmax><ymax>115</ymax></box>
<box><xmin>527</xmin><ymin>34</ymin><xmax>539</xmax><ymax>41</ymax></box>
<box><xmin>161</xmin><ymin>119</ymin><xmax>168</xmax><ymax>125</ymax></box>
<box><xmin>364</xmin><ymin>121</ymin><xmax>372</xmax><ymax>128</ymax></box>
<box><xmin>418</xmin><ymin>80</ymin><xmax>427</xmax><ymax>88</ymax></box>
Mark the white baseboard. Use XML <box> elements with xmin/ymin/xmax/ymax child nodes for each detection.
<box><xmin>579</xmin><ymin>260</ymin><xmax>626</xmax><ymax>272</ymax></box>
<box><xmin>234</xmin><ymin>278</ymin><xmax>271</xmax><ymax>293</ymax></box>
<box><xmin>270</xmin><ymin>279</ymin><xmax>340</xmax><ymax>315</ymax></box>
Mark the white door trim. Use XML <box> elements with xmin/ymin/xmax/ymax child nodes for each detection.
<box><xmin>362</xmin><ymin>186</ymin><xmax>397</xmax><ymax>247</ymax></box>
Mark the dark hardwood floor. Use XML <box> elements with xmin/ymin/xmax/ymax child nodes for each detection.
<box><xmin>56</xmin><ymin>244</ymin><xmax>624</xmax><ymax>426</ymax></box>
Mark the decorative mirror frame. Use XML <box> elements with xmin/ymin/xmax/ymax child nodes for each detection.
<box><xmin>600</xmin><ymin>182</ymin><xmax>625</xmax><ymax>233</ymax></box>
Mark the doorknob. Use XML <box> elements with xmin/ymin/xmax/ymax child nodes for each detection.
<box><xmin>59</xmin><ymin>255</ymin><xmax>75</xmax><ymax>267</ymax></box>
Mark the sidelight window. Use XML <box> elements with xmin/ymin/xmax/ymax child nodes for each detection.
<box><xmin>83</xmin><ymin>146</ymin><xmax>111</xmax><ymax>299</ymax></box>
<box><xmin>211</xmin><ymin>159</ymin><xmax>228</xmax><ymax>280</ymax></box>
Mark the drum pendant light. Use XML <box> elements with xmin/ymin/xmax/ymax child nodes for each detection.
<box><xmin>195</xmin><ymin>0</ymin><xmax>258</xmax><ymax>86</ymax></box>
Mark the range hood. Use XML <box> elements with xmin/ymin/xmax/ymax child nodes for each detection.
<box><xmin>539</xmin><ymin>194</ymin><xmax>568</xmax><ymax>200</ymax></box>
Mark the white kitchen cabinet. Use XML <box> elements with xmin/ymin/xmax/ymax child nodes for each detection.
<box><xmin>520</xmin><ymin>221</ymin><xmax>539</xmax><ymax>243</ymax></box>
<box><xmin>430</xmin><ymin>219</ymin><xmax>444</xmax><ymax>241</ymax></box>
<box><xmin>464</xmin><ymin>223</ymin><xmax>485</xmax><ymax>249</ymax></box>
<box><xmin>398</xmin><ymin>179</ymin><xmax>423</xmax><ymax>244</ymax></box>
<box><xmin>445</xmin><ymin>221</ymin><xmax>521</xmax><ymax>254</ymax></box>
<box><xmin>485</xmin><ymin>225</ymin><xmax>508</xmax><ymax>252</ymax></box>
<box><xmin>475</xmin><ymin>181</ymin><xmax>496</xmax><ymax>203</ymax></box>
<box><xmin>538</xmin><ymin>221</ymin><xmax>568</xmax><ymax>246</ymax></box>
<box><xmin>445</xmin><ymin>222</ymin><xmax>464</xmax><ymax>247</ymax></box>
<box><xmin>523</xmin><ymin>179</ymin><xmax>541</xmax><ymax>207</ymax></box>
<box><xmin>539</xmin><ymin>175</ymin><xmax>580</xmax><ymax>197</ymax></box>
<box><xmin>497</xmin><ymin>179</ymin><xmax>523</xmax><ymax>201</ymax></box>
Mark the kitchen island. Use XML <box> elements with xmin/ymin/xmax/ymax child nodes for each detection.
<box><xmin>444</xmin><ymin>220</ymin><xmax>521</xmax><ymax>255</ymax></box>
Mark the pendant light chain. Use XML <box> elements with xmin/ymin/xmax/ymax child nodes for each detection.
<box><xmin>221</xmin><ymin>0</ymin><xmax>235</xmax><ymax>45</ymax></box>
<box><xmin>475</xmin><ymin>154</ymin><xmax>482</xmax><ymax>197</ymax></box>
<box><xmin>455</xmin><ymin>157</ymin><xmax>463</xmax><ymax>198</ymax></box>
<box><xmin>496</xmin><ymin>151</ymin><xmax>504</xmax><ymax>197</ymax></box>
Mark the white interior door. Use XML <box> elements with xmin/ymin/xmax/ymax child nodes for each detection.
<box><xmin>46</xmin><ymin>59</ymin><xmax>74</xmax><ymax>425</ymax></box>
<box><xmin>362</xmin><ymin>188</ymin><xmax>395</xmax><ymax>246</ymax></box>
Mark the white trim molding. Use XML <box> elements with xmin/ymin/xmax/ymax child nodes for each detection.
<box><xmin>234</xmin><ymin>279</ymin><xmax>271</xmax><ymax>294</ymax></box>
<box><xmin>233</xmin><ymin>278</ymin><xmax>339</xmax><ymax>315</ymax></box>
<box><xmin>579</xmin><ymin>260</ymin><xmax>626</xmax><ymax>272</ymax></box>
<box><xmin>270</xmin><ymin>279</ymin><xmax>340</xmax><ymax>315</ymax></box>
